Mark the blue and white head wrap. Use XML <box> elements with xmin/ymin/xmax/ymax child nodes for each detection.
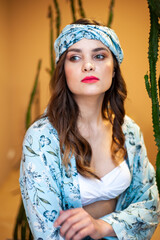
<box><xmin>54</xmin><ymin>24</ymin><xmax>124</xmax><ymax>64</ymax></box>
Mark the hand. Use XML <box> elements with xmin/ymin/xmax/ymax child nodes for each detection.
<box><xmin>54</xmin><ymin>208</ymin><xmax>115</xmax><ymax>240</ymax></box>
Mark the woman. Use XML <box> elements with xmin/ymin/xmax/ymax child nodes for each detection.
<box><xmin>19</xmin><ymin>19</ymin><xmax>159</xmax><ymax>240</ymax></box>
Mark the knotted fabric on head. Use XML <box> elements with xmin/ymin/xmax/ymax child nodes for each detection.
<box><xmin>54</xmin><ymin>24</ymin><xmax>124</xmax><ymax>64</ymax></box>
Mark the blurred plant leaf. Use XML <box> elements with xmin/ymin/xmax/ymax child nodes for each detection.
<box><xmin>107</xmin><ymin>0</ymin><xmax>115</xmax><ymax>27</ymax></box>
<box><xmin>78</xmin><ymin>0</ymin><xmax>86</xmax><ymax>18</ymax></box>
<box><xmin>70</xmin><ymin>0</ymin><xmax>76</xmax><ymax>22</ymax></box>
<box><xmin>25</xmin><ymin>60</ymin><xmax>42</xmax><ymax>130</ymax></box>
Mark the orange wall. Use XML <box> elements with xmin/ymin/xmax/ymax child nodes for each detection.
<box><xmin>0</xmin><ymin>0</ymin><xmax>11</xmax><ymax>183</ymax></box>
<box><xmin>1</xmin><ymin>0</ymin><xmax>157</xmax><ymax>182</ymax></box>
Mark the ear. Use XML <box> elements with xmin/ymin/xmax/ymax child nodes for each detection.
<box><xmin>112</xmin><ymin>71</ymin><xmax>115</xmax><ymax>78</ymax></box>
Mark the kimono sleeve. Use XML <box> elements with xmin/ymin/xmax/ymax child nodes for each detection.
<box><xmin>19</xmin><ymin>123</ymin><xmax>64</xmax><ymax>240</ymax></box>
<box><xmin>100</xmin><ymin>125</ymin><xmax>159</xmax><ymax>240</ymax></box>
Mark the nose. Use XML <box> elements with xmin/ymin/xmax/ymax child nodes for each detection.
<box><xmin>82</xmin><ymin>61</ymin><xmax>95</xmax><ymax>72</ymax></box>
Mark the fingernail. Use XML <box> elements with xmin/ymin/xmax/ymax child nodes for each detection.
<box><xmin>54</xmin><ymin>221</ymin><xmax>57</xmax><ymax>227</ymax></box>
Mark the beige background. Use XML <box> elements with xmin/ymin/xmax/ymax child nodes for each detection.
<box><xmin>0</xmin><ymin>0</ymin><xmax>159</xmax><ymax>239</ymax></box>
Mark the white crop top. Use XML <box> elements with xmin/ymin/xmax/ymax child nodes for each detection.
<box><xmin>78</xmin><ymin>160</ymin><xmax>131</xmax><ymax>206</ymax></box>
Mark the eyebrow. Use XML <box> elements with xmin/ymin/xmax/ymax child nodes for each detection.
<box><xmin>92</xmin><ymin>47</ymin><xmax>110</xmax><ymax>53</ymax></box>
<box><xmin>67</xmin><ymin>47</ymin><xmax>109</xmax><ymax>53</ymax></box>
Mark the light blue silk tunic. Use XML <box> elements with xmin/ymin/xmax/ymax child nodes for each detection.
<box><xmin>19</xmin><ymin>115</ymin><xmax>159</xmax><ymax>240</ymax></box>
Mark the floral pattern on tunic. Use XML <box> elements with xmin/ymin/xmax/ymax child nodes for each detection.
<box><xmin>19</xmin><ymin>116</ymin><xmax>159</xmax><ymax>240</ymax></box>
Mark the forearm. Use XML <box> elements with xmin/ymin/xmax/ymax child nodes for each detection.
<box><xmin>83</xmin><ymin>199</ymin><xmax>117</xmax><ymax>219</ymax></box>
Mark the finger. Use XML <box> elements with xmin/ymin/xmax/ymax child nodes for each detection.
<box><xmin>72</xmin><ymin>224</ymin><xmax>95</xmax><ymax>240</ymax></box>
<box><xmin>64</xmin><ymin>217</ymin><xmax>92</xmax><ymax>240</ymax></box>
<box><xmin>59</xmin><ymin>210</ymin><xmax>65</xmax><ymax>215</ymax></box>
<box><xmin>61</xmin><ymin>212</ymin><xmax>90</xmax><ymax>239</ymax></box>
<box><xmin>54</xmin><ymin>208</ymin><xmax>81</xmax><ymax>227</ymax></box>
<box><xmin>60</xmin><ymin>212</ymin><xmax>83</xmax><ymax>236</ymax></box>
<box><xmin>60</xmin><ymin>209</ymin><xmax>90</xmax><ymax>236</ymax></box>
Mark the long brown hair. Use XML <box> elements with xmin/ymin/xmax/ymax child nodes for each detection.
<box><xmin>47</xmin><ymin>18</ymin><xmax>127</xmax><ymax>178</ymax></box>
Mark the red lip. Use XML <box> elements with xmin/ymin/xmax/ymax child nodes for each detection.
<box><xmin>81</xmin><ymin>76</ymin><xmax>99</xmax><ymax>83</ymax></box>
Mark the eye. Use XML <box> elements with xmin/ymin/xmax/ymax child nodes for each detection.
<box><xmin>94</xmin><ymin>54</ymin><xmax>106</xmax><ymax>60</ymax></box>
<box><xmin>69</xmin><ymin>55</ymin><xmax>81</xmax><ymax>61</ymax></box>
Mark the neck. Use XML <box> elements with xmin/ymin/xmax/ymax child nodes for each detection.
<box><xmin>75</xmin><ymin>94</ymin><xmax>106</xmax><ymax>136</ymax></box>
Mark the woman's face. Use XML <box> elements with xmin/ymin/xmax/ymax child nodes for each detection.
<box><xmin>64</xmin><ymin>38</ymin><xmax>114</xmax><ymax>98</ymax></box>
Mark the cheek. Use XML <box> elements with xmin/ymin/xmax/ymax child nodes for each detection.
<box><xmin>64</xmin><ymin>64</ymin><xmax>77</xmax><ymax>91</ymax></box>
<box><xmin>106</xmin><ymin>61</ymin><xmax>114</xmax><ymax>73</ymax></box>
<box><xmin>64</xmin><ymin>64</ymin><xmax>73</xmax><ymax>81</ymax></box>
<box><xmin>102</xmin><ymin>62</ymin><xmax>114</xmax><ymax>88</ymax></box>
<box><xmin>103</xmin><ymin>62</ymin><xmax>114</xmax><ymax>79</ymax></box>
<box><xmin>65</xmin><ymin>65</ymin><xmax>73</xmax><ymax>86</ymax></box>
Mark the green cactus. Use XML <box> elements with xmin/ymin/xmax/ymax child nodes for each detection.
<box><xmin>78</xmin><ymin>0</ymin><xmax>86</xmax><ymax>18</ymax></box>
<box><xmin>25</xmin><ymin>60</ymin><xmax>42</xmax><ymax>129</ymax></box>
<box><xmin>145</xmin><ymin>0</ymin><xmax>160</xmax><ymax>193</ymax></box>
<box><xmin>70</xmin><ymin>0</ymin><xmax>76</xmax><ymax>22</ymax></box>
<box><xmin>53</xmin><ymin>0</ymin><xmax>61</xmax><ymax>37</ymax></box>
<box><xmin>107</xmin><ymin>0</ymin><xmax>115</xmax><ymax>28</ymax></box>
<box><xmin>46</xmin><ymin>5</ymin><xmax>55</xmax><ymax>76</ymax></box>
